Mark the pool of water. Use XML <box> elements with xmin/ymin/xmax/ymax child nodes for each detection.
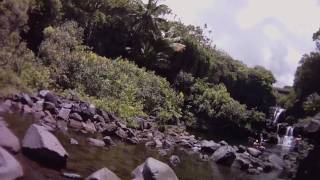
<box><xmin>2</xmin><ymin>111</ymin><xmax>282</xmax><ymax>180</ymax></box>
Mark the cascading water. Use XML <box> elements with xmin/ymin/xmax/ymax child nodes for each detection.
<box><xmin>273</xmin><ymin>107</ymin><xmax>285</xmax><ymax>124</ymax></box>
<box><xmin>277</xmin><ymin>126</ymin><xmax>294</xmax><ymax>147</ymax></box>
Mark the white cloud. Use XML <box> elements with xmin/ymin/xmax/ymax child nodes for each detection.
<box><xmin>160</xmin><ymin>0</ymin><xmax>320</xmax><ymax>86</ymax></box>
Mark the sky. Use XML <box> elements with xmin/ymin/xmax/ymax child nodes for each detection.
<box><xmin>157</xmin><ymin>0</ymin><xmax>320</xmax><ymax>87</ymax></box>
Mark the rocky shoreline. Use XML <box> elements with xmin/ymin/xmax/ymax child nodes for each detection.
<box><xmin>0</xmin><ymin>90</ymin><xmax>314</xmax><ymax>179</ymax></box>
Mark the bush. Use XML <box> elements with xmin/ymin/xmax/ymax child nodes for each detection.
<box><xmin>39</xmin><ymin>21</ymin><xmax>182</xmax><ymax>123</ymax></box>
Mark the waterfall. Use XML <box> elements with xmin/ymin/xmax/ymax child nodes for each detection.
<box><xmin>273</xmin><ymin>107</ymin><xmax>285</xmax><ymax>124</ymax></box>
<box><xmin>278</xmin><ymin>126</ymin><xmax>294</xmax><ymax>147</ymax></box>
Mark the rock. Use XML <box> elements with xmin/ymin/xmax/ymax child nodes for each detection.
<box><xmin>86</xmin><ymin>167</ymin><xmax>120</xmax><ymax>180</ymax></box>
<box><xmin>44</xmin><ymin>92</ymin><xmax>59</xmax><ymax>105</ymax></box>
<box><xmin>70</xmin><ymin>113</ymin><xmax>83</xmax><ymax>122</ymax></box>
<box><xmin>0</xmin><ymin>122</ymin><xmax>20</xmax><ymax>153</ymax></box>
<box><xmin>163</xmin><ymin>139</ymin><xmax>173</xmax><ymax>149</ymax></box>
<box><xmin>82</xmin><ymin>121</ymin><xmax>96</xmax><ymax>133</ymax></box>
<box><xmin>60</xmin><ymin>102</ymin><xmax>73</xmax><ymax>109</ymax></box>
<box><xmin>21</xmin><ymin>93</ymin><xmax>33</xmax><ymax>106</ymax></box>
<box><xmin>70</xmin><ymin>138</ymin><xmax>79</xmax><ymax>145</ymax></box>
<box><xmin>93</xmin><ymin>114</ymin><xmax>104</xmax><ymax>123</ymax></box>
<box><xmin>200</xmin><ymin>140</ymin><xmax>221</xmax><ymax>154</ymax></box>
<box><xmin>100</xmin><ymin>111</ymin><xmax>111</xmax><ymax>122</ymax></box>
<box><xmin>58</xmin><ymin>108</ymin><xmax>71</xmax><ymax>120</ymax></box>
<box><xmin>177</xmin><ymin>139</ymin><xmax>193</xmax><ymax>149</ymax></box>
<box><xmin>126</xmin><ymin>137</ymin><xmax>139</xmax><ymax>145</ymax></box>
<box><xmin>169</xmin><ymin>155</ymin><xmax>181</xmax><ymax>167</ymax></box>
<box><xmin>33</xmin><ymin>100</ymin><xmax>44</xmax><ymax>112</ymax></box>
<box><xmin>155</xmin><ymin>139</ymin><xmax>163</xmax><ymax>148</ymax></box>
<box><xmin>247</xmin><ymin>168</ymin><xmax>260</xmax><ymax>175</ymax></box>
<box><xmin>211</xmin><ymin>146</ymin><xmax>236</xmax><ymax>166</ymax></box>
<box><xmin>43</xmin><ymin>102</ymin><xmax>58</xmax><ymax>114</ymax></box>
<box><xmin>0</xmin><ymin>147</ymin><xmax>24</xmax><ymax>180</ymax></box>
<box><xmin>158</xmin><ymin>149</ymin><xmax>168</xmax><ymax>156</ymax></box>
<box><xmin>39</xmin><ymin>90</ymin><xmax>50</xmax><ymax>98</ymax></box>
<box><xmin>268</xmin><ymin>154</ymin><xmax>285</xmax><ymax>170</ymax></box>
<box><xmin>103</xmin><ymin>136</ymin><xmax>115</xmax><ymax>146</ymax></box>
<box><xmin>115</xmin><ymin>128</ymin><xmax>128</xmax><ymax>139</ymax></box>
<box><xmin>22</xmin><ymin>124</ymin><xmax>68</xmax><ymax>169</ymax></box>
<box><xmin>237</xmin><ymin>145</ymin><xmax>246</xmax><ymax>153</ymax></box>
<box><xmin>131</xmin><ymin>157</ymin><xmax>178</xmax><ymax>180</ymax></box>
<box><xmin>102</xmin><ymin>123</ymin><xmax>118</xmax><ymax>136</ymax></box>
<box><xmin>57</xmin><ymin>120</ymin><xmax>68</xmax><ymax>133</ymax></box>
<box><xmin>87</xmin><ymin>138</ymin><xmax>105</xmax><ymax>147</ymax></box>
<box><xmin>247</xmin><ymin>147</ymin><xmax>262</xmax><ymax>157</ymax></box>
<box><xmin>305</xmin><ymin>119</ymin><xmax>320</xmax><ymax>134</ymax></box>
<box><xmin>62</xmin><ymin>172</ymin><xmax>82</xmax><ymax>179</ymax></box>
<box><xmin>145</xmin><ymin>141</ymin><xmax>156</xmax><ymax>148</ymax></box>
<box><xmin>232</xmin><ymin>153</ymin><xmax>250</xmax><ymax>170</ymax></box>
<box><xmin>219</xmin><ymin>140</ymin><xmax>228</xmax><ymax>146</ymax></box>
<box><xmin>69</xmin><ymin>119</ymin><xmax>83</xmax><ymax>131</ymax></box>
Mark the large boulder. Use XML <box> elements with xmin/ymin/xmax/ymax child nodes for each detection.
<box><xmin>305</xmin><ymin>119</ymin><xmax>320</xmax><ymax>134</ymax></box>
<box><xmin>211</xmin><ymin>146</ymin><xmax>236</xmax><ymax>166</ymax></box>
<box><xmin>0</xmin><ymin>122</ymin><xmax>20</xmax><ymax>153</ymax></box>
<box><xmin>0</xmin><ymin>147</ymin><xmax>24</xmax><ymax>180</ymax></box>
<box><xmin>131</xmin><ymin>157</ymin><xmax>178</xmax><ymax>180</ymax></box>
<box><xmin>86</xmin><ymin>167</ymin><xmax>121</xmax><ymax>180</ymax></box>
<box><xmin>22</xmin><ymin>124</ymin><xmax>68</xmax><ymax>169</ymax></box>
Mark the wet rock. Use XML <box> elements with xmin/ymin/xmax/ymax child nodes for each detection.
<box><xmin>62</xmin><ymin>172</ymin><xmax>82</xmax><ymax>179</ymax></box>
<box><xmin>145</xmin><ymin>141</ymin><xmax>156</xmax><ymax>148</ymax></box>
<box><xmin>211</xmin><ymin>146</ymin><xmax>236</xmax><ymax>166</ymax></box>
<box><xmin>200</xmin><ymin>140</ymin><xmax>221</xmax><ymax>154</ymax></box>
<box><xmin>0</xmin><ymin>122</ymin><xmax>20</xmax><ymax>153</ymax></box>
<box><xmin>58</xmin><ymin>108</ymin><xmax>71</xmax><ymax>120</ymax></box>
<box><xmin>268</xmin><ymin>154</ymin><xmax>285</xmax><ymax>170</ymax></box>
<box><xmin>247</xmin><ymin>147</ymin><xmax>262</xmax><ymax>157</ymax></box>
<box><xmin>115</xmin><ymin>128</ymin><xmax>128</xmax><ymax>139</ymax></box>
<box><xmin>87</xmin><ymin>138</ymin><xmax>105</xmax><ymax>147</ymax></box>
<box><xmin>237</xmin><ymin>145</ymin><xmax>246</xmax><ymax>153</ymax></box>
<box><xmin>70</xmin><ymin>113</ymin><xmax>83</xmax><ymax>122</ymax></box>
<box><xmin>82</xmin><ymin>121</ymin><xmax>96</xmax><ymax>133</ymax></box>
<box><xmin>0</xmin><ymin>147</ymin><xmax>24</xmax><ymax>180</ymax></box>
<box><xmin>102</xmin><ymin>123</ymin><xmax>118</xmax><ymax>136</ymax></box>
<box><xmin>70</xmin><ymin>138</ymin><xmax>79</xmax><ymax>145</ymax></box>
<box><xmin>69</xmin><ymin>119</ymin><xmax>83</xmax><ymax>131</ymax></box>
<box><xmin>86</xmin><ymin>167</ymin><xmax>120</xmax><ymax>180</ymax></box>
<box><xmin>103</xmin><ymin>136</ymin><xmax>115</xmax><ymax>146</ymax></box>
<box><xmin>247</xmin><ymin>168</ymin><xmax>261</xmax><ymax>175</ymax></box>
<box><xmin>22</xmin><ymin>124</ymin><xmax>68</xmax><ymax>169</ymax></box>
<box><xmin>57</xmin><ymin>120</ymin><xmax>68</xmax><ymax>133</ymax></box>
<box><xmin>169</xmin><ymin>155</ymin><xmax>181</xmax><ymax>167</ymax></box>
<box><xmin>131</xmin><ymin>157</ymin><xmax>178</xmax><ymax>180</ymax></box>
<box><xmin>305</xmin><ymin>119</ymin><xmax>320</xmax><ymax>134</ymax></box>
<box><xmin>232</xmin><ymin>153</ymin><xmax>250</xmax><ymax>170</ymax></box>
<box><xmin>126</xmin><ymin>137</ymin><xmax>139</xmax><ymax>145</ymax></box>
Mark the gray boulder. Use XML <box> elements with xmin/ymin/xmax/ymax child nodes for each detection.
<box><xmin>247</xmin><ymin>147</ymin><xmax>262</xmax><ymax>157</ymax></box>
<box><xmin>132</xmin><ymin>157</ymin><xmax>178</xmax><ymax>180</ymax></box>
<box><xmin>169</xmin><ymin>155</ymin><xmax>181</xmax><ymax>167</ymax></box>
<box><xmin>86</xmin><ymin>167</ymin><xmax>121</xmax><ymax>180</ymax></box>
<box><xmin>305</xmin><ymin>119</ymin><xmax>320</xmax><ymax>133</ymax></box>
<box><xmin>0</xmin><ymin>122</ymin><xmax>20</xmax><ymax>153</ymax></box>
<box><xmin>211</xmin><ymin>146</ymin><xmax>236</xmax><ymax>166</ymax></box>
<box><xmin>22</xmin><ymin>124</ymin><xmax>68</xmax><ymax>169</ymax></box>
<box><xmin>0</xmin><ymin>147</ymin><xmax>24</xmax><ymax>180</ymax></box>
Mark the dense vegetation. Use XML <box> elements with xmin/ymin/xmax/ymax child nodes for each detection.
<box><xmin>0</xmin><ymin>0</ymin><xmax>277</xmax><ymax>132</ymax></box>
<box><xmin>278</xmin><ymin>29</ymin><xmax>320</xmax><ymax>121</ymax></box>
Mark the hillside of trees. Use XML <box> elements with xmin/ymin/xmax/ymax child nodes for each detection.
<box><xmin>0</xmin><ymin>0</ymin><xmax>277</xmax><ymax>132</ymax></box>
